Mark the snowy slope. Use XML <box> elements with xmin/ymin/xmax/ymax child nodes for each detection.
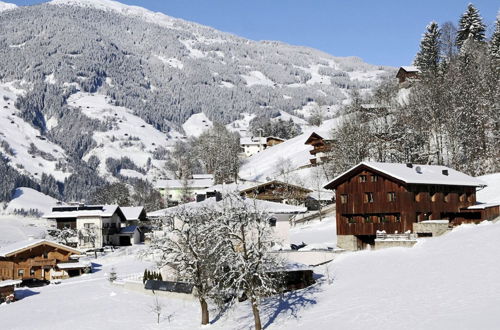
<box><xmin>477</xmin><ymin>173</ymin><xmax>500</xmax><ymax>203</ymax></box>
<box><xmin>182</xmin><ymin>112</ymin><xmax>213</xmax><ymax>137</ymax></box>
<box><xmin>4</xmin><ymin>187</ymin><xmax>59</xmax><ymax>216</ymax></box>
<box><xmin>67</xmin><ymin>92</ymin><xmax>179</xmax><ymax>179</ymax></box>
<box><xmin>290</xmin><ymin>215</ymin><xmax>337</xmax><ymax>249</ymax></box>
<box><xmin>0</xmin><ymin>83</ymin><xmax>71</xmax><ymax>181</ymax></box>
<box><xmin>0</xmin><ymin>216</ymin><xmax>47</xmax><ymax>246</ymax></box>
<box><xmin>239</xmin><ymin>118</ymin><xmax>341</xmax><ymax>182</ymax></box>
<box><xmin>0</xmin><ymin>1</ymin><xmax>16</xmax><ymax>12</ymax></box>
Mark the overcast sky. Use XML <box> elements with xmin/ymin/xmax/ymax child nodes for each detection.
<box><xmin>7</xmin><ymin>0</ymin><xmax>500</xmax><ymax>67</ymax></box>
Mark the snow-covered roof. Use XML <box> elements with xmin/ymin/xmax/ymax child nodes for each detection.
<box><xmin>0</xmin><ymin>279</ymin><xmax>22</xmax><ymax>288</ymax></box>
<box><xmin>399</xmin><ymin>66</ymin><xmax>420</xmax><ymax>73</ymax></box>
<box><xmin>324</xmin><ymin>162</ymin><xmax>486</xmax><ymax>189</ymax></box>
<box><xmin>240</xmin><ymin>180</ymin><xmax>313</xmax><ymax>194</ymax></box>
<box><xmin>201</xmin><ymin>181</ymin><xmax>259</xmax><ymax>194</ymax></box>
<box><xmin>0</xmin><ymin>239</ymin><xmax>81</xmax><ymax>257</ymax></box>
<box><xmin>308</xmin><ymin>190</ymin><xmax>335</xmax><ymax>201</ymax></box>
<box><xmin>56</xmin><ymin>261</ymin><xmax>91</xmax><ymax>269</ymax></box>
<box><xmin>240</xmin><ymin>136</ymin><xmax>266</xmax><ymax>145</ymax></box>
<box><xmin>154</xmin><ymin>178</ymin><xmax>214</xmax><ymax>189</ymax></box>
<box><xmin>120</xmin><ymin>206</ymin><xmax>145</xmax><ymax>221</ymax></box>
<box><xmin>43</xmin><ymin>205</ymin><xmax>120</xmax><ymax>219</ymax></box>
<box><xmin>192</xmin><ymin>174</ymin><xmax>213</xmax><ymax>180</ymax></box>
<box><xmin>466</xmin><ymin>203</ymin><xmax>500</xmax><ymax>210</ymax></box>
<box><xmin>420</xmin><ymin>220</ymin><xmax>449</xmax><ymax>224</ymax></box>
<box><xmin>148</xmin><ymin>197</ymin><xmax>307</xmax><ymax>218</ymax></box>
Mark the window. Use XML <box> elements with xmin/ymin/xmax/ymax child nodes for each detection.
<box><xmin>359</xmin><ymin>175</ymin><xmax>367</xmax><ymax>183</ymax></box>
<box><xmin>387</xmin><ymin>192</ymin><xmax>396</xmax><ymax>202</ymax></box>
<box><xmin>467</xmin><ymin>193</ymin><xmax>474</xmax><ymax>202</ymax></box>
<box><xmin>444</xmin><ymin>193</ymin><xmax>450</xmax><ymax>203</ymax></box>
<box><xmin>364</xmin><ymin>216</ymin><xmax>372</xmax><ymax>223</ymax></box>
<box><xmin>268</xmin><ymin>218</ymin><xmax>277</xmax><ymax>227</ymax></box>
<box><xmin>364</xmin><ymin>192</ymin><xmax>374</xmax><ymax>203</ymax></box>
<box><xmin>340</xmin><ymin>194</ymin><xmax>348</xmax><ymax>204</ymax></box>
<box><xmin>347</xmin><ymin>216</ymin><xmax>356</xmax><ymax>224</ymax></box>
<box><xmin>459</xmin><ymin>193</ymin><xmax>466</xmax><ymax>202</ymax></box>
<box><xmin>30</xmin><ymin>268</ymin><xmax>35</xmax><ymax>276</ymax></box>
<box><xmin>415</xmin><ymin>192</ymin><xmax>422</xmax><ymax>202</ymax></box>
<box><xmin>84</xmin><ymin>223</ymin><xmax>92</xmax><ymax>228</ymax></box>
<box><xmin>396</xmin><ymin>214</ymin><xmax>401</xmax><ymax>222</ymax></box>
<box><xmin>371</xmin><ymin>175</ymin><xmax>378</xmax><ymax>182</ymax></box>
<box><xmin>103</xmin><ymin>223</ymin><xmax>109</xmax><ymax>228</ymax></box>
<box><xmin>18</xmin><ymin>269</ymin><xmax>24</xmax><ymax>277</ymax></box>
<box><xmin>110</xmin><ymin>223</ymin><xmax>116</xmax><ymax>228</ymax></box>
<box><xmin>431</xmin><ymin>193</ymin><xmax>438</xmax><ymax>202</ymax></box>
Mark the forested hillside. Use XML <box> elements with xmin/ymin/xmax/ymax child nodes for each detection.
<box><xmin>0</xmin><ymin>0</ymin><xmax>393</xmax><ymax>203</ymax></box>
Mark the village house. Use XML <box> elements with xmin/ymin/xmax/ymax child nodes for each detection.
<box><xmin>0</xmin><ymin>239</ymin><xmax>88</xmax><ymax>281</ymax></box>
<box><xmin>240</xmin><ymin>136</ymin><xmax>285</xmax><ymax>157</ymax></box>
<box><xmin>304</xmin><ymin>131</ymin><xmax>333</xmax><ymax>166</ymax></box>
<box><xmin>396</xmin><ymin>66</ymin><xmax>420</xmax><ymax>84</ymax></box>
<box><xmin>43</xmin><ymin>204</ymin><xmax>138</xmax><ymax>249</ymax></box>
<box><xmin>324</xmin><ymin>162</ymin><xmax>499</xmax><ymax>250</ymax></box>
<box><xmin>155</xmin><ymin>174</ymin><xmax>214</xmax><ymax>204</ymax></box>
<box><xmin>148</xmin><ymin>196</ymin><xmax>307</xmax><ymax>249</ymax></box>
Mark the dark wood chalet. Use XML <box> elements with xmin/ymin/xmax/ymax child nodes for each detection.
<box><xmin>396</xmin><ymin>66</ymin><xmax>420</xmax><ymax>84</ymax></box>
<box><xmin>324</xmin><ymin>162</ymin><xmax>499</xmax><ymax>249</ymax></box>
<box><xmin>0</xmin><ymin>239</ymin><xmax>87</xmax><ymax>281</ymax></box>
<box><xmin>304</xmin><ymin>131</ymin><xmax>333</xmax><ymax>166</ymax></box>
<box><xmin>240</xmin><ymin>180</ymin><xmax>312</xmax><ymax>204</ymax></box>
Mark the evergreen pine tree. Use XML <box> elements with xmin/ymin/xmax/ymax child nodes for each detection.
<box><xmin>414</xmin><ymin>21</ymin><xmax>441</xmax><ymax>74</ymax></box>
<box><xmin>456</xmin><ymin>4</ymin><xmax>486</xmax><ymax>48</ymax></box>
<box><xmin>489</xmin><ymin>14</ymin><xmax>500</xmax><ymax>70</ymax></box>
<box><xmin>143</xmin><ymin>269</ymin><xmax>147</xmax><ymax>284</ymax></box>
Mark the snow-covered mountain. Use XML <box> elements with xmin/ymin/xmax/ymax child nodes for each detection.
<box><xmin>0</xmin><ymin>1</ymin><xmax>16</xmax><ymax>12</ymax></box>
<box><xmin>0</xmin><ymin>0</ymin><xmax>394</xmax><ymax>202</ymax></box>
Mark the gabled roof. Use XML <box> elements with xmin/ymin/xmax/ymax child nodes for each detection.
<box><xmin>0</xmin><ymin>239</ymin><xmax>81</xmax><ymax>258</ymax></box>
<box><xmin>324</xmin><ymin>162</ymin><xmax>486</xmax><ymax>189</ymax></box>
<box><xmin>399</xmin><ymin>66</ymin><xmax>420</xmax><ymax>73</ymax></box>
<box><xmin>0</xmin><ymin>279</ymin><xmax>22</xmax><ymax>288</ymax></box>
<box><xmin>148</xmin><ymin>197</ymin><xmax>307</xmax><ymax>217</ymax></box>
<box><xmin>121</xmin><ymin>206</ymin><xmax>146</xmax><ymax>221</ymax></box>
<box><xmin>43</xmin><ymin>205</ymin><xmax>121</xmax><ymax>219</ymax></box>
<box><xmin>240</xmin><ymin>180</ymin><xmax>313</xmax><ymax>195</ymax></box>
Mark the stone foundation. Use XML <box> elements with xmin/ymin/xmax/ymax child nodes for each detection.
<box><xmin>413</xmin><ymin>220</ymin><xmax>450</xmax><ymax>237</ymax></box>
<box><xmin>337</xmin><ymin>235</ymin><xmax>358</xmax><ymax>251</ymax></box>
<box><xmin>374</xmin><ymin>240</ymin><xmax>417</xmax><ymax>250</ymax></box>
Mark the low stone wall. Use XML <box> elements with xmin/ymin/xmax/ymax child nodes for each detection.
<box><xmin>374</xmin><ymin>240</ymin><xmax>417</xmax><ymax>250</ymax></box>
<box><xmin>413</xmin><ymin>221</ymin><xmax>450</xmax><ymax>237</ymax></box>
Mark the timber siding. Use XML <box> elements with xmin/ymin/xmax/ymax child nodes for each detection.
<box><xmin>327</xmin><ymin>163</ymin><xmax>497</xmax><ymax>238</ymax></box>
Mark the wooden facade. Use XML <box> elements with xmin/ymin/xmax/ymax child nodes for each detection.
<box><xmin>240</xmin><ymin>180</ymin><xmax>312</xmax><ymax>204</ymax></box>
<box><xmin>0</xmin><ymin>240</ymin><xmax>82</xmax><ymax>281</ymax></box>
<box><xmin>304</xmin><ymin>132</ymin><xmax>332</xmax><ymax>166</ymax></box>
<box><xmin>324</xmin><ymin>163</ymin><xmax>498</xmax><ymax>244</ymax></box>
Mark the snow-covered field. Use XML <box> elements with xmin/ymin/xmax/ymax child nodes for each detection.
<box><xmin>290</xmin><ymin>215</ymin><xmax>337</xmax><ymax>250</ymax></box>
<box><xmin>2</xmin><ymin>217</ymin><xmax>500</xmax><ymax>329</ymax></box>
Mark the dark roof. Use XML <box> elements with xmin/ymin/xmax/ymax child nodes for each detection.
<box><xmin>240</xmin><ymin>180</ymin><xmax>313</xmax><ymax>195</ymax></box>
<box><xmin>119</xmin><ymin>225</ymin><xmax>140</xmax><ymax>234</ymax></box>
<box><xmin>144</xmin><ymin>280</ymin><xmax>193</xmax><ymax>294</ymax></box>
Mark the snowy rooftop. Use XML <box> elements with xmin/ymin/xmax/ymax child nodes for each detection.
<box><xmin>0</xmin><ymin>279</ymin><xmax>22</xmax><ymax>288</ymax></box>
<box><xmin>240</xmin><ymin>136</ymin><xmax>267</xmax><ymax>145</ymax></box>
<box><xmin>56</xmin><ymin>261</ymin><xmax>91</xmax><ymax>269</ymax></box>
<box><xmin>154</xmin><ymin>178</ymin><xmax>214</xmax><ymax>189</ymax></box>
<box><xmin>325</xmin><ymin>162</ymin><xmax>486</xmax><ymax>188</ymax></box>
<box><xmin>120</xmin><ymin>206</ymin><xmax>144</xmax><ymax>220</ymax></box>
<box><xmin>201</xmin><ymin>181</ymin><xmax>259</xmax><ymax>194</ymax></box>
<box><xmin>0</xmin><ymin>239</ymin><xmax>81</xmax><ymax>257</ymax></box>
<box><xmin>400</xmin><ymin>66</ymin><xmax>420</xmax><ymax>73</ymax></box>
<box><xmin>466</xmin><ymin>203</ymin><xmax>500</xmax><ymax>210</ymax></box>
<box><xmin>43</xmin><ymin>205</ymin><xmax>120</xmax><ymax>219</ymax></box>
<box><xmin>148</xmin><ymin>197</ymin><xmax>307</xmax><ymax>217</ymax></box>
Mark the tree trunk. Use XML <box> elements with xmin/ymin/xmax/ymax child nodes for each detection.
<box><xmin>200</xmin><ymin>297</ymin><xmax>209</xmax><ymax>325</ymax></box>
<box><xmin>251</xmin><ymin>299</ymin><xmax>262</xmax><ymax>330</ymax></box>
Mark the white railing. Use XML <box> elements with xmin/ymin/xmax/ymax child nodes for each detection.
<box><xmin>376</xmin><ymin>231</ymin><xmax>417</xmax><ymax>241</ymax></box>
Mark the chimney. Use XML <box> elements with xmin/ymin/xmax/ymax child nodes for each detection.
<box><xmin>442</xmin><ymin>169</ymin><xmax>449</xmax><ymax>176</ymax></box>
<box><xmin>406</xmin><ymin>163</ymin><xmax>413</xmax><ymax>168</ymax></box>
